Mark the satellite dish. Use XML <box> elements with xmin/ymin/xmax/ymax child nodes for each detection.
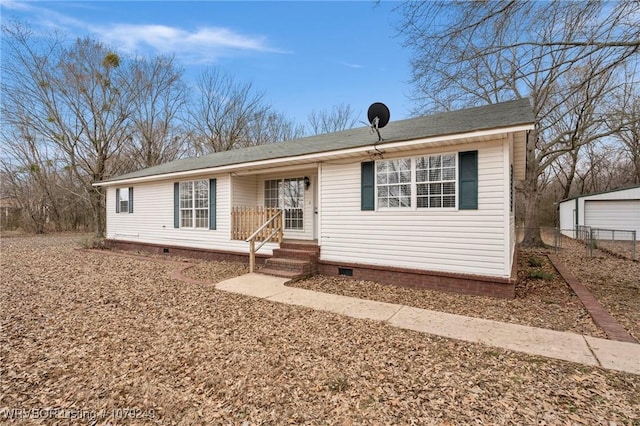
<box><xmin>367</xmin><ymin>102</ymin><xmax>390</xmax><ymax>142</ymax></box>
<box><xmin>367</xmin><ymin>102</ymin><xmax>390</xmax><ymax>128</ymax></box>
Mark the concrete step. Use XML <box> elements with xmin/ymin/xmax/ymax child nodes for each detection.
<box><xmin>258</xmin><ymin>268</ymin><xmax>307</xmax><ymax>280</ymax></box>
<box><xmin>272</xmin><ymin>248</ymin><xmax>318</xmax><ymax>261</ymax></box>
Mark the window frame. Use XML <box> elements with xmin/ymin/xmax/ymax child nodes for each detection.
<box><xmin>415</xmin><ymin>153</ymin><xmax>457</xmax><ymax>209</ymax></box>
<box><xmin>263</xmin><ymin>177</ymin><xmax>305</xmax><ymax>231</ymax></box>
<box><xmin>116</xmin><ymin>187</ymin><xmax>131</xmax><ymax>214</ymax></box>
<box><xmin>375</xmin><ymin>153</ymin><xmax>459</xmax><ymax>211</ymax></box>
<box><xmin>376</xmin><ymin>158</ymin><xmax>412</xmax><ymax>209</ymax></box>
<box><xmin>179</xmin><ymin>179</ymin><xmax>209</xmax><ymax>229</ymax></box>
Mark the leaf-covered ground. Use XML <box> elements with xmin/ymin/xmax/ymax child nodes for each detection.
<box><xmin>555</xmin><ymin>237</ymin><xmax>640</xmax><ymax>341</ymax></box>
<box><xmin>1</xmin><ymin>235</ymin><xmax>639</xmax><ymax>424</ymax></box>
<box><xmin>292</xmin><ymin>249</ymin><xmax>605</xmax><ymax>337</ymax></box>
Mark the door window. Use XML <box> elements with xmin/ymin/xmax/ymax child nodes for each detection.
<box><xmin>264</xmin><ymin>178</ymin><xmax>304</xmax><ymax>230</ymax></box>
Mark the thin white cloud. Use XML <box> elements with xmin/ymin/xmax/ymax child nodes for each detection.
<box><xmin>1</xmin><ymin>1</ymin><xmax>289</xmax><ymax>63</ymax></box>
<box><xmin>340</xmin><ymin>61</ymin><xmax>364</xmax><ymax>69</ymax></box>
<box><xmin>1</xmin><ymin>0</ymin><xmax>29</xmax><ymax>11</ymax></box>
<box><xmin>1</xmin><ymin>0</ymin><xmax>89</xmax><ymax>32</ymax></box>
<box><xmin>91</xmin><ymin>23</ymin><xmax>288</xmax><ymax>63</ymax></box>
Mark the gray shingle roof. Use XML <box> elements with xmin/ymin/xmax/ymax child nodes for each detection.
<box><xmin>101</xmin><ymin>98</ymin><xmax>533</xmax><ymax>183</ymax></box>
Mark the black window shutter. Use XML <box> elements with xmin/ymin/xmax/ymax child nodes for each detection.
<box><xmin>115</xmin><ymin>188</ymin><xmax>120</xmax><ymax>213</ymax></box>
<box><xmin>209</xmin><ymin>178</ymin><xmax>216</xmax><ymax>230</ymax></box>
<box><xmin>128</xmin><ymin>187</ymin><xmax>134</xmax><ymax>213</ymax></box>
<box><xmin>361</xmin><ymin>161</ymin><xmax>375</xmax><ymax>211</ymax></box>
<box><xmin>173</xmin><ymin>182</ymin><xmax>180</xmax><ymax>228</ymax></box>
<box><xmin>459</xmin><ymin>151</ymin><xmax>478</xmax><ymax>210</ymax></box>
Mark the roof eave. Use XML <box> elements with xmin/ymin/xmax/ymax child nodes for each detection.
<box><xmin>558</xmin><ymin>184</ymin><xmax>640</xmax><ymax>203</ymax></box>
<box><xmin>94</xmin><ymin>123</ymin><xmax>533</xmax><ymax>187</ymax></box>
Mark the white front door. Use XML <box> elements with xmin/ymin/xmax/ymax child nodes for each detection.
<box><xmin>264</xmin><ymin>177</ymin><xmax>312</xmax><ymax>239</ymax></box>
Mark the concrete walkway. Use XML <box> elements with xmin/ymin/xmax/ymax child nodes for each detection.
<box><xmin>216</xmin><ymin>273</ymin><xmax>640</xmax><ymax>376</ymax></box>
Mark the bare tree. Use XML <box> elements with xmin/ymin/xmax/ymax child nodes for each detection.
<box><xmin>1</xmin><ymin>163</ymin><xmax>48</xmax><ymax>233</ymax></box>
<box><xmin>246</xmin><ymin>110</ymin><xmax>306</xmax><ymax>146</ymax></box>
<box><xmin>544</xmin><ymin>63</ymin><xmax>620</xmax><ymax>201</ymax></box>
<box><xmin>124</xmin><ymin>55</ymin><xmax>189</xmax><ymax>171</ymax></box>
<box><xmin>397</xmin><ymin>1</ymin><xmax>640</xmax><ymax>246</ymax></box>
<box><xmin>549</xmin><ymin>146</ymin><xmax>580</xmax><ymax>200</ymax></box>
<box><xmin>608</xmin><ymin>70</ymin><xmax>640</xmax><ymax>185</ymax></box>
<box><xmin>2</xmin><ymin>23</ymin><xmax>201</xmax><ymax>235</ymax></box>
<box><xmin>0</xmin><ymin>121</ymin><xmax>62</xmax><ymax>230</ymax></box>
<box><xmin>307</xmin><ymin>103</ymin><xmax>359</xmax><ymax>135</ymax></box>
<box><xmin>188</xmin><ymin>68</ymin><xmax>282</xmax><ymax>154</ymax></box>
<box><xmin>2</xmin><ymin>25</ymin><xmax>135</xmax><ymax>236</ymax></box>
<box><xmin>1</xmin><ymin>105</ymin><xmax>95</xmax><ymax>233</ymax></box>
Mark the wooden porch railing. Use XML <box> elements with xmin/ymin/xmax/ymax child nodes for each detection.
<box><xmin>232</xmin><ymin>206</ymin><xmax>284</xmax><ymax>272</ymax></box>
<box><xmin>231</xmin><ymin>206</ymin><xmax>283</xmax><ymax>241</ymax></box>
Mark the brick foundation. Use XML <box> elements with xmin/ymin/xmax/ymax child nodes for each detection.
<box><xmin>106</xmin><ymin>239</ymin><xmax>516</xmax><ymax>299</ymax></box>
<box><xmin>317</xmin><ymin>260</ymin><xmax>516</xmax><ymax>299</ymax></box>
<box><xmin>105</xmin><ymin>239</ymin><xmax>270</xmax><ymax>265</ymax></box>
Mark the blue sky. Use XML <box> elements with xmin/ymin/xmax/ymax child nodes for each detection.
<box><xmin>1</xmin><ymin>1</ymin><xmax>414</xmax><ymax>128</ymax></box>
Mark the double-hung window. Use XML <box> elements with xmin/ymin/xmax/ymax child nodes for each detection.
<box><xmin>375</xmin><ymin>153</ymin><xmax>458</xmax><ymax>210</ymax></box>
<box><xmin>376</xmin><ymin>159</ymin><xmax>411</xmax><ymax>208</ymax></box>
<box><xmin>416</xmin><ymin>154</ymin><xmax>456</xmax><ymax>208</ymax></box>
<box><xmin>179</xmin><ymin>180</ymin><xmax>209</xmax><ymax>228</ymax></box>
<box><xmin>116</xmin><ymin>187</ymin><xmax>133</xmax><ymax>214</ymax></box>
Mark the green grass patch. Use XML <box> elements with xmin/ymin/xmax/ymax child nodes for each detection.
<box><xmin>527</xmin><ymin>256</ymin><xmax>543</xmax><ymax>267</ymax></box>
<box><xmin>529</xmin><ymin>269</ymin><xmax>554</xmax><ymax>281</ymax></box>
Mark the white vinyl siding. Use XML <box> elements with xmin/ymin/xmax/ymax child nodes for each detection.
<box><xmin>106</xmin><ymin>175</ymin><xmax>278</xmax><ymax>254</ymax></box>
<box><xmin>559</xmin><ymin>200</ymin><xmax>578</xmax><ymax>238</ymax></box>
<box><xmin>232</xmin><ymin>175</ymin><xmax>258</xmax><ymax>207</ymax></box>
<box><xmin>321</xmin><ymin>141</ymin><xmax>510</xmax><ymax>278</ymax></box>
<box><xmin>105</xmin><ymin>138</ymin><xmax>517</xmax><ymax>277</ymax></box>
<box><xmin>505</xmin><ymin>141</ymin><xmax>515</xmax><ymax>274</ymax></box>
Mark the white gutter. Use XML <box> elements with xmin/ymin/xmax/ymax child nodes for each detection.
<box><xmin>94</xmin><ymin>124</ymin><xmax>534</xmax><ymax>187</ymax></box>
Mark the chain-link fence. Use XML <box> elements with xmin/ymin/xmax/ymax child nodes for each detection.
<box><xmin>576</xmin><ymin>226</ymin><xmax>637</xmax><ymax>260</ymax></box>
<box><xmin>517</xmin><ymin>227</ymin><xmax>568</xmax><ymax>252</ymax></box>
<box><xmin>516</xmin><ymin>226</ymin><xmax>638</xmax><ymax>260</ymax></box>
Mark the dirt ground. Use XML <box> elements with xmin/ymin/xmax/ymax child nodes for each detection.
<box><xmin>1</xmin><ymin>235</ymin><xmax>639</xmax><ymax>425</ymax></box>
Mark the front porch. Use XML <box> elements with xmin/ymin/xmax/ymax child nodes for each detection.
<box><xmin>230</xmin><ymin>168</ymin><xmax>318</xmax><ymax>242</ymax></box>
<box><xmin>230</xmin><ymin>205</ymin><xmax>319</xmax><ymax>280</ymax></box>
